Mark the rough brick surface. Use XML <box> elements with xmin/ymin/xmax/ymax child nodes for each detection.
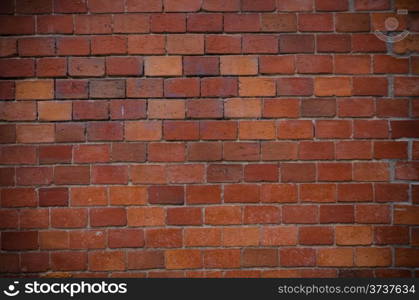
<box><xmin>0</xmin><ymin>1</ymin><xmax>417</xmax><ymax>278</ymax></box>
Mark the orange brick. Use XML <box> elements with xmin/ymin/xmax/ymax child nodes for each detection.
<box><xmin>128</xmin><ymin>35</ymin><xmax>165</xmax><ymax>54</ymax></box>
<box><xmin>261</xmin><ymin>226</ymin><xmax>297</xmax><ymax>246</ymax></box>
<box><xmin>145</xmin><ymin>56</ymin><xmax>182</xmax><ymax>76</ymax></box>
<box><xmin>167</xmin><ymin>34</ymin><xmax>204</xmax><ymax>54</ymax></box>
<box><xmin>125</xmin><ymin>121</ymin><xmax>162</xmax><ymax>141</ymax></box>
<box><xmin>224</xmin><ymin>98</ymin><xmax>262</xmax><ymax>118</ymax></box>
<box><xmin>184</xmin><ymin>228</ymin><xmax>222</xmax><ymax>246</ymax></box>
<box><xmin>16</xmin><ymin>80</ymin><xmax>53</xmax><ymax>100</ymax></box>
<box><xmin>317</xmin><ymin>248</ymin><xmax>354</xmax><ymax>267</ymax></box>
<box><xmin>165</xmin><ymin>249</ymin><xmax>202</xmax><ymax>270</ymax></box>
<box><xmin>260</xmin><ymin>184</ymin><xmax>298</xmax><ymax>203</ymax></box>
<box><xmin>148</xmin><ymin>100</ymin><xmax>185</xmax><ymax>119</ymax></box>
<box><xmin>220</xmin><ymin>56</ymin><xmax>258</xmax><ymax>75</ymax></box>
<box><xmin>71</xmin><ymin>187</ymin><xmax>107</xmax><ymax>207</ymax></box>
<box><xmin>355</xmin><ymin>247</ymin><xmax>391</xmax><ymax>267</ymax></box>
<box><xmin>239</xmin><ymin>121</ymin><xmax>276</xmax><ymax>140</ymax></box>
<box><xmin>278</xmin><ymin>120</ymin><xmax>313</xmax><ymax>139</ymax></box>
<box><xmin>205</xmin><ymin>206</ymin><xmax>242</xmax><ymax>225</ymax></box>
<box><xmin>204</xmin><ymin>249</ymin><xmax>241</xmax><ymax>269</ymax></box>
<box><xmin>315</xmin><ymin>77</ymin><xmax>352</xmax><ymax>96</ymax></box>
<box><xmin>223</xmin><ymin>227</ymin><xmax>259</xmax><ymax>246</ymax></box>
<box><xmin>110</xmin><ymin>186</ymin><xmax>147</xmax><ymax>206</ymax></box>
<box><xmin>16</xmin><ymin>124</ymin><xmax>54</xmax><ymax>143</ymax></box>
<box><xmin>38</xmin><ymin>102</ymin><xmax>72</xmax><ymax>121</ymax></box>
<box><xmin>239</xmin><ymin>77</ymin><xmax>276</xmax><ymax>96</ymax></box>
<box><xmin>127</xmin><ymin>207</ymin><xmax>165</xmax><ymax>227</ymax></box>
<box><xmin>336</xmin><ymin>226</ymin><xmax>373</xmax><ymax>245</ymax></box>
<box><xmin>131</xmin><ymin>165</ymin><xmax>167</xmax><ymax>184</ymax></box>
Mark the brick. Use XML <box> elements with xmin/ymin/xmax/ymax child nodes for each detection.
<box><xmin>0</xmin><ymin>188</ymin><xmax>37</xmax><ymax>208</ymax></box>
<box><xmin>69</xmin><ymin>58</ymin><xmax>104</xmax><ymax>77</ymax></box>
<box><xmin>281</xmin><ymin>248</ymin><xmax>316</xmax><ymax>267</ymax></box>
<box><xmin>187</xmin><ymin>99</ymin><xmax>223</xmax><ymax>119</ymax></box>
<box><xmin>317</xmin><ymin>34</ymin><xmax>351</xmax><ymax>52</ymax></box>
<box><xmin>164</xmin><ymin>121</ymin><xmax>199</xmax><ymax>140</ymax></box>
<box><xmin>57</xmin><ymin>37</ymin><xmax>90</xmax><ymax>56</ymax></box>
<box><xmin>302</xmin><ymin>99</ymin><xmax>336</xmax><ymax>117</ymax></box>
<box><xmin>320</xmin><ymin>205</ymin><xmax>354</xmax><ymax>223</ymax></box>
<box><xmin>375</xmin><ymin>226</ymin><xmax>409</xmax><ymax>244</ymax></box>
<box><xmin>0</xmin><ymin>102</ymin><xmax>36</xmax><ymax>121</ymax></box>
<box><xmin>336</xmin><ymin>13</ymin><xmax>370</xmax><ymax>32</ymax></box>
<box><xmin>92</xmin><ymin>165</ymin><xmax>128</xmax><ymax>184</ymax></box>
<box><xmin>71</xmin><ymin>186</ymin><xmax>107</xmax><ymax>206</ymax></box>
<box><xmin>353</xmin><ymin>162</ymin><xmax>389</xmax><ymax>182</ymax></box>
<box><xmin>0</xmin><ymin>16</ymin><xmax>34</xmax><ymax>35</ymax></box>
<box><xmin>16</xmin><ymin>124</ymin><xmax>54</xmax><ymax>144</ymax></box>
<box><xmin>146</xmin><ymin>228</ymin><xmax>182</xmax><ymax>248</ymax></box>
<box><xmin>374</xmin><ymin>55</ymin><xmax>409</xmax><ymax>73</ymax></box>
<box><xmin>356</xmin><ymin>0</ymin><xmax>390</xmax><ymax>10</ymax></box>
<box><xmin>316</xmin><ymin>120</ymin><xmax>352</xmax><ymax>139</ymax></box>
<box><xmin>185</xmin><ymin>228</ymin><xmax>221</xmax><ymax>247</ymax></box>
<box><xmin>356</xmin><ymin>204</ymin><xmax>391</xmax><ymax>224</ymax></box>
<box><xmin>224</xmin><ymin>184</ymin><xmax>259</xmax><ymax>203</ymax></box>
<box><xmin>167</xmin><ymin>207</ymin><xmax>202</xmax><ymax>226</ymax></box>
<box><xmin>317</xmin><ymin>248</ymin><xmax>353</xmax><ymax>267</ymax></box>
<box><xmin>110</xmin><ymin>100</ymin><xmax>146</xmax><ymax>120</ymax></box>
<box><xmin>87</xmin><ymin>122</ymin><xmax>123</xmax><ymax>141</ymax></box>
<box><xmin>16</xmin><ymin>0</ymin><xmax>52</xmax><ymax>13</ymax></box>
<box><xmin>21</xmin><ymin>253</ymin><xmax>49</xmax><ymax>272</ymax></box>
<box><xmin>37</xmin><ymin>58</ymin><xmax>67</xmax><ymax>77</ymax></box>
<box><xmin>224</xmin><ymin>98</ymin><xmax>261</xmax><ymax>118</ymax></box>
<box><xmin>242</xmin><ymin>248</ymin><xmax>278</xmax><ymax>268</ymax></box>
<box><xmin>244</xmin><ymin>205</ymin><xmax>281</xmax><ymax>224</ymax></box>
<box><xmin>187</xmin><ymin>13</ymin><xmax>222</xmax><ymax>32</ymax></box>
<box><xmin>261</xmin><ymin>226</ymin><xmax>297</xmax><ymax>246</ymax></box>
<box><xmin>374</xmin><ymin>141</ymin><xmax>407</xmax><ymax>159</ymax></box>
<box><xmin>204</xmin><ymin>206</ymin><xmax>241</xmax><ymax>225</ymax></box>
<box><xmin>239</xmin><ymin>121</ymin><xmax>276</xmax><ymax>140</ymax></box>
<box><xmin>205</xmin><ymin>35</ymin><xmax>241</xmax><ymax>54</ymax></box>
<box><xmin>392</xmin><ymin>120</ymin><xmax>419</xmax><ymax>138</ymax></box>
<box><xmin>223</xmin><ymin>227</ymin><xmax>259</xmax><ymax>246</ymax></box>
<box><xmin>20</xmin><ymin>209</ymin><xmax>49</xmax><ymax>229</ymax></box>
<box><xmin>126</xmin><ymin>78</ymin><xmax>163</xmax><ymax>98</ymax></box>
<box><xmin>40</xmin><ymin>230</ymin><xmax>68</xmax><ymax>250</ymax></box>
<box><xmin>395</xmin><ymin>248</ymin><xmax>419</xmax><ymax>267</ymax></box>
<box><xmin>90</xmin><ymin>80</ymin><xmax>125</xmax><ymax>99</ymax></box>
<box><xmin>299</xmin><ymin>141</ymin><xmax>334</xmax><ymax>160</ymax></box>
<box><xmin>335</xmin><ymin>55</ymin><xmax>371</xmax><ymax>74</ymax></box>
<box><xmin>16</xmin><ymin>80</ymin><xmax>53</xmax><ymax>100</ymax></box>
<box><xmin>51</xmin><ymin>208</ymin><xmax>87</xmax><ymax>228</ymax></box>
<box><xmin>149</xmin><ymin>186</ymin><xmax>184</xmax><ymax>205</ymax></box>
<box><xmin>2</xmin><ymin>231</ymin><xmax>38</xmax><ymax>250</ymax></box>
<box><xmin>281</xmin><ymin>163</ymin><xmax>316</xmax><ymax>182</ymax></box>
<box><xmin>204</xmin><ymin>249</ymin><xmax>240</xmax><ymax>268</ymax></box>
<box><xmin>127</xmin><ymin>250</ymin><xmax>164</xmax><ymax>270</ymax></box>
<box><xmin>336</xmin><ymin>226</ymin><xmax>372</xmax><ymax>245</ymax></box>
<box><xmin>110</xmin><ymin>186</ymin><xmax>146</xmax><ymax>206</ymax></box>
<box><xmin>242</xmin><ymin>34</ymin><xmax>278</xmax><ymax>53</ymax></box>
<box><xmin>90</xmin><ymin>208</ymin><xmax>126</xmax><ymax>227</ymax></box>
<box><xmin>166</xmin><ymin>164</ymin><xmax>205</xmax><ymax>183</ymax></box>
<box><xmin>263</xmin><ymin>99</ymin><xmax>299</xmax><ymax>118</ymax></box>
<box><xmin>0</xmin><ymin>124</ymin><xmax>15</xmax><ymax>144</ymax></box>
<box><xmin>207</xmin><ymin>164</ymin><xmax>243</xmax><ymax>183</ymax></box>
<box><xmin>202</xmin><ymin>0</ymin><xmax>239</xmax><ymax>11</ymax></box>
<box><xmin>280</xmin><ymin>34</ymin><xmax>314</xmax><ymax>53</ymax></box>
<box><xmin>38</xmin><ymin>102</ymin><xmax>72</xmax><ymax>121</ymax></box>
<box><xmin>260</xmin><ymin>56</ymin><xmax>295</xmax><ymax>74</ymax></box>
<box><xmin>318</xmin><ymin>163</ymin><xmax>352</xmax><ymax>182</ymax></box>
<box><xmin>283</xmin><ymin>205</ymin><xmax>318</xmax><ymax>223</ymax></box>
<box><xmin>69</xmin><ymin>230</ymin><xmax>106</xmax><ymax>250</ymax></box>
<box><xmin>296</xmin><ymin>55</ymin><xmax>333</xmax><ymax>73</ymax></box>
<box><xmin>355</xmin><ymin>248</ymin><xmax>391</xmax><ymax>267</ymax></box>
<box><xmin>0</xmin><ymin>254</ymin><xmax>19</xmax><ymax>273</ymax></box>
<box><xmin>151</xmin><ymin>13</ymin><xmax>186</xmax><ymax>32</ymax></box>
<box><xmin>128</xmin><ymin>35</ymin><xmax>165</xmax><ymax>54</ymax></box>
<box><xmin>0</xmin><ymin>168</ymin><xmax>15</xmax><ymax>186</ymax></box>
<box><xmin>224</xmin><ymin>13</ymin><xmax>260</xmax><ymax>32</ymax></box>
<box><xmin>113</xmin><ymin>14</ymin><xmax>149</xmax><ymax>33</ymax></box>
<box><xmin>354</xmin><ymin>120</ymin><xmax>389</xmax><ymax>139</ymax></box>
<box><xmin>260</xmin><ymin>184</ymin><xmax>298</xmax><ymax>203</ymax></box>
<box><xmin>75</xmin><ymin>15</ymin><xmax>112</xmax><ymax>34</ymax></box>
<box><xmin>39</xmin><ymin>188</ymin><xmax>68</xmax><ymax>207</ymax></box>
<box><xmin>91</xmin><ymin>36</ymin><xmax>127</xmax><ymax>55</ymax></box>
<box><xmin>56</xmin><ymin>79</ymin><xmax>88</xmax><ymax>99</ymax></box>
<box><xmin>89</xmin><ymin>251</ymin><xmax>125</xmax><ymax>271</ymax></box>
<box><xmin>261</xmin><ymin>14</ymin><xmax>297</xmax><ymax>32</ymax></box>
<box><xmin>127</xmin><ymin>207</ymin><xmax>165</xmax><ymax>227</ymax></box>
<box><xmin>0</xmin><ymin>0</ymin><xmax>14</xmax><ymax>14</ymax></box>
<box><xmin>316</xmin><ymin>0</ymin><xmax>349</xmax><ymax>11</ymax></box>
<box><xmin>377</xmin><ymin>99</ymin><xmax>409</xmax><ymax>118</ymax></box>
<box><xmin>188</xmin><ymin>142</ymin><xmax>222</xmax><ymax>161</ymax></box>
<box><xmin>54</xmin><ymin>166</ymin><xmax>90</xmax><ymax>185</ymax></box>
<box><xmin>244</xmin><ymin>163</ymin><xmax>278</xmax><ymax>182</ymax></box>
<box><xmin>299</xmin><ymin>13</ymin><xmax>333</xmax><ymax>31</ymax></box>
<box><xmin>221</xmin><ymin>56</ymin><xmax>258</xmax><ymax>75</ymax></box>
<box><xmin>127</xmin><ymin>0</ymin><xmax>162</xmax><ymax>12</ymax></box>
<box><xmin>184</xmin><ymin>56</ymin><xmax>219</xmax><ymax>76</ymax></box>
<box><xmin>106</xmin><ymin>57</ymin><xmax>142</xmax><ymax>76</ymax></box>
<box><xmin>145</xmin><ymin>56</ymin><xmax>182</xmax><ymax>76</ymax></box>
<box><xmin>337</xmin><ymin>98</ymin><xmax>374</xmax><ymax>117</ymax></box>
<box><xmin>315</xmin><ymin>77</ymin><xmax>351</xmax><ymax>96</ymax></box>
<box><xmin>278</xmin><ymin>120</ymin><xmax>313</xmax><ymax>140</ymax></box>
<box><xmin>277</xmin><ymin>78</ymin><xmax>313</xmax><ymax>96</ymax></box>
<box><xmin>0</xmin><ymin>81</ymin><xmax>14</xmax><ymax>99</ymax></box>
<box><xmin>396</xmin><ymin>162</ymin><xmax>419</xmax><ymax>181</ymax></box>
<box><xmin>300</xmin><ymin>183</ymin><xmax>336</xmax><ymax>202</ymax></box>
<box><xmin>353</xmin><ymin>77</ymin><xmax>388</xmax><ymax>96</ymax></box>
<box><xmin>51</xmin><ymin>252</ymin><xmax>87</xmax><ymax>271</ymax></box>
<box><xmin>148</xmin><ymin>142</ymin><xmax>185</xmax><ymax>162</ymax></box>
<box><xmin>201</xmin><ymin>77</ymin><xmax>238</xmax><ymax>97</ymax></box>
<box><xmin>165</xmin><ymin>249</ymin><xmax>202</xmax><ymax>270</ymax></box>
<box><xmin>109</xmin><ymin>229</ymin><xmax>144</xmax><ymax>248</ymax></box>
<box><xmin>167</xmin><ymin>34</ymin><xmax>204</xmax><ymax>54</ymax></box>
<box><xmin>186</xmin><ymin>185</ymin><xmax>221</xmax><ymax>204</ymax></box>
<box><xmin>299</xmin><ymin>226</ymin><xmax>333</xmax><ymax>245</ymax></box>
<box><xmin>131</xmin><ymin>165</ymin><xmax>166</xmax><ymax>184</ymax></box>
<box><xmin>125</xmin><ymin>121</ymin><xmax>162</xmax><ymax>141</ymax></box>
<box><xmin>73</xmin><ymin>101</ymin><xmax>108</xmax><ymax>120</ymax></box>
<box><xmin>164</xmin><ymin>78</ymin><xmax>200</xmax><ymax>98</ymax></box>
<box><xmin>375</xmin><ymin>183</ymin><xmax>408</xmax><ymax>203</ymax></box>
<box><xmin>37</xmin><ymin>15</ymin><xmax>73</xmax><ymax>34</ymax></box>
<box><xmin>16</xmin><ymin>167</ymin><xmax>53</xmax><ymax>185</ymax></box>
<box><xmin>352</xmin><ymin>33</ymin><xmax>387</xmax><ymax>52</ymax></box>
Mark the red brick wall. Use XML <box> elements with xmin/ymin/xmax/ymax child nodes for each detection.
<box><xmin>0</xmin><ymin>0</ymin><xmax>418</xmax><ymax>278</ymax></box>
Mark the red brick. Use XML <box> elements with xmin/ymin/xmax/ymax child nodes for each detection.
<box><xmin>92</xmin><ymin>165</ymin><xmax>128</xmax><ymax>184</ymax></box>
<box><xmin>0</xmin><ymin>0</ymin><xmax>14</xmax><ymax>14</ymax></box>
<box><xmin>377</xmin><ymin>99</ymin><xmax>409</xmax><ymax>118</ymax></box>
<box><xmin>166</xmin><ymin>164</ymin><xmax>205</xmax><ymax>183</ymax></box>
<box><xmin>353</xmin><ymin>77</ymin><xmax>388</xmax><ymax>96</ymax></box>
<box><xmin>202</xmin><ymin>0</ymin><xmax>239</xmax><ymax>11</ymax></box>
<box><xmin>127</xmin><ymin>78</ymin><xmax>163</xmax><ymax>98</ymax></box>
<box><xmin>69</xmin><ymin>230</ymin><xmax>106</xmax><ymax>250</ymax></box>
<box><xmin>317</xmin><ymin>34</ymin><xmax>351</xmax><ymax>52</ymax></box>
<box><xmin>20</xmin><ymin>208</ymin><xmax>49</xmax><ymax>229</ymax></box>
<box><xmin>91</xmin><ymin>36</ymin><xmax>126</xmax><ymax>55</ymax></box>
<box><xmin>244</xmin><ymin>205</ymin><xmax>281</xmax><ymax>224</ymax></box>
<box><xmin>244</xmin><ymin>164</ymin><xmax>278</xmax><ymax>182</ymax></box>
<box><xmin>110</xmin><ymin>186</ymin><xmax>147</xmax><ymax>206</ymax></box>
<box><xmin>375</xmin><ymin>226</ymin><xmax>409</xmax><ymax>244</ymax></box>
<box><xmin>200</xmin><ymin>121</ymin><xmax>237</xmax><ymax>140</ymax></box>
<box><xmin>316</xmin><ymin>0</ymin><xmax>348</xmax><ymax>10</ymax></box>
<box><xmin>37</xmin><ymin>58</ymin><xmax>67</xmax><ymax>77</ymax></box>
<box><xmin>277</xmin><ymin>78</ymin><xmax>313</xmax><ymax>96</ymax></box>
<box><xmin>0</xmin><ymin>102</ymin><xmax>36</xmax><ymax>121</ymax></box>
<box><xmin>167</xmin><ymin>207</ymin><xmax>202</xmax><ymax>226</ymax></box>
<box><xmin>356</xmin><ymin>204</ymin><xmax>390</xmax><ymax>224</ymax></box>
<box><xmin>165</xmin><ymin>78</ymin><xmax>200</xmax><ymax>98</ymax></box>
<box><xmin>125</xmin><ymin>121</ymin><xmax>162</xmax><ymax>141</ymax></box>
<box><xmin>131</xmin><ymin>165</ymin><xmax>166</xmax><ymax>184</ymax></box>
<box><xmin>165</xmin><ymin>249</ymin><xmax>202</xmax><ymax>270</ymax></box>
<box><xmin>299</xmin><ymin>141</ymin><xmax>334</xmax><ymax>160</ymax></box>
<box><xmin>164</xmin><ymin>121</ymin><xmax>199</xmax><ymax>140</ymax></box>
<box><xmin>16</xmin><ymin>0</ymin><xmax>52</xmax><ymax>13</ymax></box>
<box><xmin>148</xmin><ymin>142</ymin><xmax>185</xmax><ymax>162</ymax></box>
<box><xmin>126</xmin><ymin>0</ymin><xmax>162</xmax><ymax>12</ymax></box>
<box><xmin>127</xmin><ymin>207</ymin><xmax>165</xmax><ymax>227</ymax></box>
<box><xmin>316</xmin><ymin>120</ymin><xmax>352</xmax><ymax>139</ymax></box>
<box><xmin>335</xmin><ymin>55</ymin><xmax>371</xmax><ymax>74</ymax></box>
<box><xmin>283</xmin><ymin>205</ymin><xmax>318</xmax><ymax>223</ymax></box>
<box><xmin>90</xmin><ymin>208</ymin><xmax>126</xmax><ymax>227</ymax></box>
<box><xmin>395</xmin><ymin>162</ymin><xmax>419</xmax><ymax>181</ymax></box>
<box><xmin>280</xmin><ymin>34</ymin><xmax>315</xmax><ymax>53</ymax></box>
<box><xmin>151</xmin><ymin>13</ymin><xmax>186</xmax><ymax>32</ymax></box>
<box><xmin>204</xmin><ymin>206</ymin><xmax>241</xmax><ymax>225</ymax></box>
<box><xmin>300</xmin><ymin>184</ymin><xmax>336</xmax><ymax>202</ymax></box>
<box><xmin>336</xmin><ymin>226</ymin><xmax>372</xmax><ymax>245</ymax></box>
<box><xmin>188</xmin><ymin>142</ymin><xmax>222</xmax><ymax>161</ymax></box>
<box><xmin>146</xmin><ymin>228</ymin><xmax>182</xmax><ymax>248</ymax></box>
<box><xmin>186</xmin><ymin>185</ymin><xmax>221</xmax><ymax>205</ymax></box>
<box><xmin>0</xmin><ymin>253</ymin><xmax>19</xmax><ymax>273</ymax></box>
<box><xmin>39</xmin><ymin>188</ymin><xmax>68</xmax><ymax>207</ymax></box>
<box><xmin>90</xmin><ymin>80</ymin><xmax>125</xmax><ymax>99</ymax></box>
<box><xmin>87</xmin><ymin>122</ymin><xmax>123</xmax><ymax>141</ymax></box>
<box><xmin>375</xmin><ymin>183</ymin><xmax>408</xmax><ymax>203</ymax></box>
<box><xmin>224</xmin><ymin>184</ymin><xmax>259</xmax><ymax>203</ymax></box>
<box><xmin>40</xmin><ymin>230</ymin><xmax>68</xmax><ymax>250</ymax></box>
<box><xmin>57</xmin><ymin>37</ymin><xmax>90</xmax><ymax>56</ymax></box>
<box><xmin>281</xmin><ymin>163</ymin><xmax>316</xmax><ymax>182</ymax></box>
<box><xmin>260</xmin><ymin>184</ymin><xmax>298</xmax><ymax>203</ymax></box>
<box><xmin>336</xmin><ymin>13</ymin><xmax>370</xmax><ymax>32</ymax></box>
<box><xmin>281</xmin><ymin>248</ymin><xmax>316</xmax><ymax>267</ymax></box>
<box><xmin>337</xmin><ymin>98</ymin><xmax>375</xmax><ymax>117</ymax></box>
<box><xmin>127</xmin><ymin>250</ymin><xmax>164</xmax><ymax>270</ymax></box>
<box><xmin>0</xmin><ymin>16</ymin><xmax>34</xmax><ymax>35</ymax></box>
<box><xmin>224</xmin><ymin>142</ymin><xmax>259</xmax><ymax>161</ymax></box>
<box><xmin>261</xmin><ymin>13</ymin><xmax>297</xmax><ymax>32</ymax></box>
<box><xmin>145</xmin><ymin>56</ymin><xmax>182</xmax><ymax>76</ymax></box>
<box><xmin>242</xmin><ymin>34</ymin><xmax>278</xmax><ymax>53</ymax></box>
<box><xmin>149</xmin><ymin>186</ymin><xmax>184</xmax><ymax>205</ymax></box>
<box><xmin>207</xmin><ymin>164</ymin><xmax>243</xmax><ymax>183</ymax></box>
<box><xmin>239</xmin><ymin>121</ymin><xmax>276</xmax><ymax>140</ymax></box>
<box><xmin>224</xmin><ymin>13</ymin><xmax>260</xmax><ymax>32</ymax></box>
<box><xmin>391</xmin><ymin>120</ymin><xmax>419</xmax><ymax>138</ymax></box>
<box><xmin>302</xmin><ymin>99</ymin><xmax>336</xmax><ymax>117</ymax></box>
<box><xmin>299</xmin><ymin>226</ymin><xmax>333</xmax><ymax>245</ymax></box>
<box><xmin>187</xmin><ymin>13</ymin><xmax>223</xmax><ymax>32</ymax></box>
<box><xmin>183</xmin><ymin>57</ymin><xmax>219</xmax><ymax>76</ymax></box>
<box><xmin>16</xmin><ymin>124</ymin><xmax>54</xmax><ymax>144</ymax></box>
<box><xmin>395</xmin><ymin>248</ymin><xmax>419</xmax><ymax>267</ymax></box>
<box><xmin>56</xmin><ymin>79</ymin><xmax>88</xmax><ymax>99</ymax></box>
<box><xmin>223</xmin><ymin>227</ymin><xmax>259</xmax><ymax>246</ymax></box>
<box><xmin>318</xmin><ymin>248</ymin><xmax>353</xmax><ymax>267</ymax></box>
<box><xmin>260</xmin><ymin>56</ymin><xmax>295</xmax><ymax>74</ymax></box>
<box><xmin>354</xmin><ymin>120</ymin><xmax>389</xmax><ymax>138</ymax></box>
<box><xmin>0</xmin><ymin>145</ymin><xmax>37</xmax><ymax>165</ymax></box>
<box><xmin>128</xmin><ymin>35</ymin><xmax>165</xmax><ymax>54</ymax></box>
<box><xmin>205</xmin><ymin>35</ymin><xmax>241</xmax><ymax>54</ymax></box>
<box><xmin>21</xmin><ymin>253</ymin><xmax>49</xmax><ymax>272</ymax></box>
<box><xmin>356</xmin><ymin>0</ymin><xmax>390</xmax><ymax>10</ymax></box>
<box><xmin>54</xmin><ymin>166</ymin><xmax>90</xmax><ymax>185</ymax></box>
<box><xmin>315</xmin><ymin>77</ymin><xmax>352</xmax><ymax>96</ymax></box>
<box><xmin>261</xmin><ymin>226</ymin><xmax>297</xmax><ymax>246</ymax></box>
<box><xmin>106</xmin><ymin>57</ymin><xmax>142</xmax><ymax>76</ymax></box>
<box><xmin>278</xmin><ymin>0</ymin><xmax>313</xmax><ymax>11</ymax></box>
<box><xmin>38</xmin><ymin>101</ymin><xmax>72</xmax><ymax>121</ymax></box>
<box><xmin>278</xmin><ymin>120</ymin><xmax>313</xmax><ymax>140</ymax></box>
<box><xmin>71</xmin><ymin>187</ymin><xmax>107</xmax><ymax>206</ymax></box>
<box><xmin>320</xmin><ymin>205</ymin><xmax>354</xmax><ymax>223</ymax></box>
<box><xmin>352</xmin><ymin>33</ymin><xmax>387</xmax><ymax>52</ymax></box>
<box><xmin>110</xmin><ymin>100</ymin><xmax>146</xmax><ymax>120</ymax></box>
<box><xmin>1</xmin><ymin>231</ymin><xmax>38</xmax><ymax>250</ymax></box>
<box><xmin>167</xmin><ymin>35</ymin><xmax>204</xmax><ymax>54</ymax></box>
<box><xmin>75</xmin><ymin>15</ymin><xmax>112</xmax><ymax>34</ymax></box>
<box><xmin>0</xmin><ymin>168</ymin><xmax>15</xmax><ymax>186</ymax></box>
<box><xmin>374</xmin><ymin>55</ymin><xmax>409</xmax><ymax>73</ymax></box>
<box><xmin>299</xmin><ymin>13</ymin><xmax>333</xmax><ymax>31</ymax></box>
<box><xmin>16</xmin><ymin>167</ymin><xmax>53</xmax><ymax>186</ymax></box>
<box><xmin>353</xmin><ymin>162</ymin><xmax>390</xmax><ymax>182</ymax></box>
<box><xmin>374</xmin><ymin>141</ymin><xmax>407</xmax><ymax>159</ymax></box>
<box><xmin>318</xmin><ymin>163</ymin><xmax>352</xmax><ymax>182</ymax></box>
<box><xmin>242</xmin><ymin>248</ymin><xmax>278</xmax><ymax>268</ymax></box>
<box><xmin>336</xmin><ymin>141</ymin><xmax>372</xmax><ymax>160</ymax></box>
<box><xmin>51</xmin><ymin>208</ymin><xmax>87</xmax><ymax>228</ymax></box>
<box><xmin>0</xmin><ymin>81</ymin><xmax>15</xmax><ymax>99</ymax></box>
<box><xmin>204</xmin><ymin>249</ymin><xmax>240</xmax><ymax>268</ymax></box>
<box><xmin>356</xmin><ymin>247</ymin><xmax>392</xmax><ymax>267</ymax></box>
<box><xmin>37</xmin><ymin>15</ymin><xmax>73</xmax><ymax>34</ymax></box>
<box><xmin>16</xmin><ymin>80</ymin><xmax>54</xmax><ymax>100</ymax></box>
<box><xmin>109</xmin><ymin>229</ymin><xmax>144</xmax><ymax>248</ymax></box>
<box><xmin>201</xmin><ymin>77</ymin><xmax>238</xmax><ymax>97</ymax></box>
<box><xmin>18</xmin><ymin>37</ymin><xmax>54</xmax><ymax>57</ymax></box>
<box><xmin>89</xmin><ymin>251</ymin><xmax>125</xmax><ymax>271</ymax></box>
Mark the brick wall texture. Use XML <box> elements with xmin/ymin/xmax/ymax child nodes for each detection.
<box><xmin>0</xmin><ymin>0</ymin><xmax>419</xmax><ymax>278</ymax></box>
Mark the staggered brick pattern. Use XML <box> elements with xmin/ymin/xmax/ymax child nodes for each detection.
<box><xmin>0</xmin><ymin>0</ymin><xmax>419</xmax><ymax>278</ymax></box>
